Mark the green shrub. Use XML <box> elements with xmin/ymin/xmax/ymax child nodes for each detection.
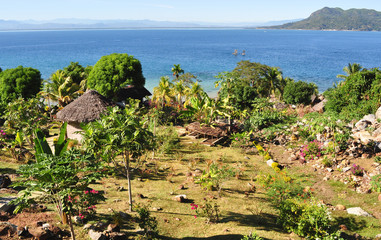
<box><xmin>283</xmin><ymin>80</ymin><xmax>317</xmax><ymax>105</ymax></box>
<box><xmin>278</xmin><ymin>198</ymin><xmax>336</xmax><ymax>239</ymax></box>
<box><xmin>370</xmin><ymin>175</ymin><xmax>381</xmax><ymax>193</ymax></box>
<box><xmin>155</xmin><ymin>126</ymin><xmax>180</xmax><ymax>154</ymax></box>
<box><xmin>134</xmin><ymin>204</ymin><xmax>158</xmax><ymax>237</ymax></box>
<box><xmin>241</xmin><ymin>232</ymin><xmax>263</xmax><ymax>240</ymax></box>
<box><xmin>245</xmin><ymin>109</ymin><xmax>287</xmax><ymax>131</ymax></box>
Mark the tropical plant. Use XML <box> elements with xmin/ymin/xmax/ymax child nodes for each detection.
<box><xmin>134</xmin><ymin>204</ymin><xmax>158</xmax><ymax>237</ymax></box>
<box><xmin>0</xmin><ymin>66</ymin><xmax>42</xmax><ymax>106</ymax></box>
<box><xmin>12</xmin><ymin>149</ymin><xmax>105</xmax><ymax>240</ymax></box>
<box><xmin>337</xmin><ymin>63</ymin><xmax>363</xmax><ymax>79</ymax></box>
<box><xmin>81</xmin><ymin>104</ymin><xmax>155</xmax><ymax>211</ymax></box>
<box><xmin>87</xmin><ymin>53</ymin><xmax>145</xmax><ymax>99</ymax></box>
<box><xmin>152</xmin><ymin>76</ymin><xmax>174</xmax><ymax>108</ymax></box>
<box><xmin>171</xmin><ymin>64</ymin><xmax>184</xmax><ymax>79</ymax></box>
<box><xmin>195</xmin><ymin>162</ymin><xmax>235</xmax><ymax>195</ymax></box>
<box><xmin>283</xmin><ymin>79</ymin><xmax>317</xmax><ymax>105</ymax></box>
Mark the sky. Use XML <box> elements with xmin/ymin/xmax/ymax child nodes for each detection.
<box><xmin>1</xmin><ymin>0</ymin><xmax>381</xmax><ymax>23</ymax></box>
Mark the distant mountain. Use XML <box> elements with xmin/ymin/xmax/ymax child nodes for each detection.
<box><xmin>0</xmin><ymin>19</ymin><xmax>298</xmax><ymax>30</ymax></box>
<box><xmin>262</xmin><ymin>7</ymin><xmax>381</xmax><ymax>31</ymax></box>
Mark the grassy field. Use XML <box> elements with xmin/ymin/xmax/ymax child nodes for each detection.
<box><xmin>1</xmin><ymin>136</ymin><xmax>380</xmax><ymax>240</ymax></box>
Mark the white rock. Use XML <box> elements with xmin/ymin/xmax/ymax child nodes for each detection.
<box><xmin>42</xmin><ymin>223</ymin><xmax>50</xmax><ymax>230</ymax></box>
<box><xmin>89</xmin><ymin>229</ymin><xmax>107</xmax><ymax>240</ymax></box>
<box><xmin>327</xmin><ymin>168</ymin><xmax>333</xmax><ymax>172</ymax></box>
<box><xmin>347</xmin><ymin>207</ymin><xmax>374</xmax><ymax>217</ymax></box>
<box><xmin>375</xmin><ymin>106</ymin><xmax>381</xmax><ymax>120</ymax></box>
<box><xmin>342</xmin><ymin>167</ymin><xmax>351</xmax><ymax>173</ymax></box>
<box><xmin>363</xmin><ymin>114</ymin><xmax>376</xmax><ymax>124</ymax></box>
<box><xmin>266</xmin><ymin>159</ymin><xmax>275</xmax><ymax>167</ymax></box>
<box><xmin>355</xmin><ymin>120</ymin><xmax>371</xmax><ymax>131</ymax></box>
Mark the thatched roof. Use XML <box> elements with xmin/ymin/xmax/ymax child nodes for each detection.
<box><xmin>56</xmin><ymin>90</ymin><xmax>116</xmax><ymax>123</ymax></box>
<box><xmin>116</xmin><ymin>86</ymin><xmax>152</xmax><ymax>102</ymax></box>
<box><xmin>186</xmin><ymin>122</ymin><xmax>228</xmax><ymax>138</ymax></box>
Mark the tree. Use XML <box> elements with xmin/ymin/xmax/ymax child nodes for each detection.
<box><xmin>0</xmin><ymin>66</ymin><xmax>42</xmax><ymax>104</ymax></box>
<box><xmin>82</xmin><ymin>105</ymin><xmax>154</xmax><ymax>211</ymax></box>
<box><xmin>87</xmin><ymin>53</ymin><xmax>145</xmax><ymax>99</ymax></box>
<box><xmin>283</xmin><ymin>80</ymin><xmax>317</xmax><ymax>105</ymax></box>
<box><xmin>153</xmin><ymin>76</ymin><xmax>174</xmax><ymax>108</ymax></box>
<box><xmin>62</xmin><ymin>62</ymin><xmax>88</xmax><ymax>85</ymax></box>
<box><xmin>337</xmin><ymin>63</ymin><xmax>363</xmax><ymax>79</ymax></box>
<box><xmin>171</xmin><ymin>64</ymin><xmax>184</xmax><ymax>79</ymax></box>
<box><xmin>39</xmin><ymin>70</ymin><xmax>83</xmax><ymax>108</ymax></box>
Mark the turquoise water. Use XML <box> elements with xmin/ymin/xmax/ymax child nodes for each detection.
<box><xmin>1</xmin><ymin>29</ymin><xmax>381</xmax><ymax>94</ymax></box>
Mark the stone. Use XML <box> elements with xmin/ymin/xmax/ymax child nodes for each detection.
<box><xmin>378</xmin><ymin>194</ymin><xmax>381</xmax><ymax>202</ymax></box>
<box><xmin>107</xmin><ymin>223</ymin><xmax>120</xmax><ymax>233</ymax></box>
<box><xmin>327</xmin><ymin>168</ymin><xmax>333</xmax><ymax>172</ymax></box>
<box><xmin>339</xmin><ymin>224</ymin><xmax>348</xmax><ymax>231</ymax></box>
<box><xmin>355</xmin><ymin>119</ymin><xmax>371</xmax><ymax>131</ymax></box>
<box><xmin>342</xmin><ymin>167</ymin><xmax>351</xmax><ymax>173</ymax></box>
<box><xmin>266</xmin><ymin>159</ymin><xmax>275</xmax><ymax>167</ymax></box>
<box><xmin>118</xmin><ymin>211</ymin><xmax>131</xmax><ymax>220</ymax></box>
<box><xmin>347</xmin><ymin>207</ymin><xmax>373</xmax><ymax>217</ymax></box>
<box><xmin>373</xmin><ymin>128</ymin><xmax>381</xmax><ymax>138</ymax></box>
<box><xmin>0</xmin><ymin>197</ymin><xmax>16</xmax><ymax>214</ymax></box>
<box><xmin>17</xmin><ymin>226</ymin><xmax>29</xmax><ymax>237</ymax></box>
<box><xmin>179</xmin><ymin>184</ymin><xmax>185</xmax><ymax>190</ymax></box>
<box><xmin>109</xmin><ymin>232</ymin><xmax>127</xmax><ymax>240</ymax></box>
<box><xmin>89</xmin><ymin>229</ymin><xmax>107</xmax><ymax>240</ymax></box>
<box><xmin>335</xmin><ymin>204</ymin><xmax>346</xmax><ymax>211</ymax></box>
<box><xmin>323</xmin><ymin>176</ymin><xmax>330</xmax><ymax>181</ymax></box>
<box><xmin>116</xmin><ymin>186</ymin><xmax>125</xmax><ymax>191</ymax></box>
<box><xmin>28</xmin><ymin>227</ymin><xmax>51</xmax><ymax>240</ymax></box>
<box><xmin>152</xmin><ymin>207</ymin><xmax>162</xmax><ymax>211</ymax></box>
<box><xmin>83</xmin><ymin>224</ymin><xmax>94</xmax><ymax>230</ymax></box>
<box><xmin>0</xmin><ymin>222</ymin><xmax>17</xmax><ymax>236</ymax></box>
<box><xmin>352</xmin><ymin>131</ymin><xmax>374</xmax><ymax>145</ymax></box>
<box><xmin>375</xmin><ymin>106</ymin><xmax>381</xmax><ymax>120</ymax></box>
<box><xmin>375</xmin><ymin>234</ymin><xmax>381</xmax><ymax>239</ymax></box>
<box><xmin>363</xmin><ymin>114</ymin><xmax>376</xmax><ymax>124</ymax></box>
<box><xmin>0</xmin><ymin>174</ymin><xmax>12</xmax><ymax>188</ymax></box>
<box><xmin>73</xmin><ymin>216</ymin><xmax>83</xmax><ymax>224</ymax></box>
<box><xmin>174</xmin><ymin>195</ymin><xmax>187</xmax><ymax>202</ymax></box>
<box><xmin>244</xmin><ymin>156</ymin><xmax>250</xmax><ymax>160</ymax></box>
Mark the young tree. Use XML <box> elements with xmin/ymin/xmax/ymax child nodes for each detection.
<box><xmin>82</xmin><ymin>104</ymin><xmax>155</xmax><ymax>211</ymax></box>
<box><xmin>87</xmin><ymin>53</ymin><xmax>145</xmax><ymax>99</ymax></box>
<box><xmin>0</xmin><ymin>66</ymin><xmax>42</xmax><ymax>104</ymax></box>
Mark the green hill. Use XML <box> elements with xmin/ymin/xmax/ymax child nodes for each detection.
<box><xmin>264</xmin><ymin>7</ymin><xmax>381</xmax><ymax>31</ymax></box>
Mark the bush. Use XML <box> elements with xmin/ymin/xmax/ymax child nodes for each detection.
<box><xmin>241</xmin><ymin>232</ymin><xmax>263</xmax><ymax>240</ymax></box>
<box><xmin>283</xmin><ymin>80</ymin><xmax>317</xmax><ymax>105</ymax></box>
<box><xmin>370</xmin><ymin>174</ymin><xmax>381</xmax><ymax>193</ymax></box>
<box><xmin>245</xmin><ymin>109</ymin><xmax>288</xmax><ymax>131</ymax></box>
<box><xmin>134</xmin><ymin>204</ymin><xmax>158</xmax><ymax>237</ymax></box>
<box><xmin>155</xmin><ymin>126</ymin><xmax>180</xmax><ymax>154</ymax></box>
<box><xmin>278</xmin><ymin>198</ymin><xmax>336</xmax><ymax>239</ymax></box>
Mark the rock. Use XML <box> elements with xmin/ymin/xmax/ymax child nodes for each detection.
<box><xmin>342</xmin><ymin>167</ymin><xmax>351</xmax><ymax>173</ymax></box>
<box><xmin>152</xmin><ymin>207</ymin><xmax>162</xmax><ymax>211</ymax></box>
<box><xmin>109</xmin><ymin>232</ymin><xmax>127</xmax><ymax>240</ymax></box>
<box><xmin>355</xmin><ymin>120</ymin><xmax>371</xmax><ymax>131</ymax></box>
<box><xmin>73</xmin><ymin>216</ymin><xmax>83</xmax><ymax>224</ymax></box>
<box><xmin>83</xmin><ymin>224</ymin><xmax>94</xmax><ymax>230</ymax></box>
<box><xmin>28</xmin><ymin>227</ymin><xmax>51</xmax><ymax>240</ymax></box>
<box><xmin>179</xmin><ymin>185</ymin><xmax>185</xmax><ymax>190</ymax></box>
<box><xmin>0</xmin><ymin>222</ymin><xmax>17</xmax><ymax>236</ymax></box>
<box><xmin>373</xmin><ymin>128</ymin><xmax>381</xmax><ymax>138</ymax></box>
<box><xmin>339</xmin><ymin>224</ymin><xmax>348</xmax><ymax>231</ymax></box>
<box><xmin>363</xmin><ymin>114</ymin><xmax>376</xmax><ymax>124</ymax></box>
<box><xmin>89</xmin><ymin>229</ymin><xmax>107</xmax><ymax>240</ymax></box>
<box><xmin>352</xmin><ymin>131</ymin><xmax>374</xmax><ymax>145</ymax></box>
<box><xmin>118</xmin><ymin>211</ymin><xmax>131</xmax><ymax>220</ymax></box>
<box><xmin>113</xmin><ymin>199</ymin><xmax>122</xmax><ymax>203</ymax></box>
<box><xmin>327</xmin><ymin>168</ymin><xmax>333</xmax><ymax>172</ymax></box>
<box><xmin>107</xmin><ymin>223</ymin><xmax>120</xmax><ymax>233</ymax></box>
<box><xmin>347</xmin><ymin>207</ymin><xmax>374</xmax><ymax>217</ymax></box>
<box><xmin>174</xmin><ymin>194</ymin><xmax>187</xmax><ymax>202</ymax></box>
<box><xmin>244</xmin><ymin>156</ymin><xmax>250</xmax><ymax>160</ymax></box>
<box><xmin>375</xmin><ymin>233</ymin><xmax>381</xmax><ymax>239</ymax></box>
<box><xmin>311</xmin><ymin>99</ymin><xmax>326</xmax><ymax>113</ymax></box>
<box><xmin>323</xmin><ymin>176</ymin><xmax>330</xmax><ymax>181</ymax></box>
<box><xmin>116</xmin><ymin>186</ymin><xmax>125</xmax><ymax>191</ymax></box>
<box><xmin>0</xmin><ymin>174</ymin><xmax>12</xmax><ymax>188</ymax></box>
<box><xmin>266</xmin><ymin>159</ymin><xmax>275</xmax><ymax>167</ymax></box>
<box><xmin>376</xmin><ymin>106</ymin><xmax>381</xmax><ymax>120</ymax></box>
<box><xmin>17</xmin><ymin>226</ymin><xmax>29</xmax><ymax>237</ymax></box>
<box><xmin>378</xmin><ymin>194</ymin><xmax>381</xmax><ymax>202</ymax></box>
<box><xmin>362</xmin><ymin>153</ymin><xmax>370</xmax><ymax>158</ymax></box>
<box><xmin>336</xmin><ymin>204</ymin><xmax>346</xmax><ymax>211</ymax></box>
<box><xmin>36</xmin><ymin>221</ymin><xmax>44</xmax><ymax>227</ymax></box>
<box><xmin>0</xmin><ymin>197</ymin><xmax>16</xmax><ymax>214</ymax></box>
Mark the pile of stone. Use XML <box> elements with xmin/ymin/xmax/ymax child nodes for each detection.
<box><xmin>0</xmin><ymin>221</ymin><xmax>70</xmax><ymax>239</ymax></box>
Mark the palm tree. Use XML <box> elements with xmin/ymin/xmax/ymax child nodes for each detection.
<box><xmin>39</xmin><ymin>70</ymin><xmax>83</xmax><ymax>108</ymax></box>
<box><xmin>184</xmin><ymin>81</ymin><xmax>204</xmax><ymax>106</ymax></box>
<box><xmin>173</xmin><ymin>80</ymin><xmax>187</xmax><ymax>107</ymax></box>
<box><xmin>337</xmin><ymin>63</ymin><xmax>363</xmax><ymax>79</ymax></box>
<box><xmin>153</xmin><ymin>76</ymin><xmax>174</xmax><ymax>107</ymax></box>
<box><xmin>171</xmin><ymin>64</ymin><xmax>184</xmax><ymax>80</ymax></box>
<box><xmin>265</xmin><ymin>67</ymin><xmax>283</xmax><ymax>97</ymax></box>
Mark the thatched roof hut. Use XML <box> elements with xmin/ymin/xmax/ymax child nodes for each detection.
<box><xmin>56</xmin><ymin>90</ymin><xmax>116</xmax><ymax>141</ymax></box>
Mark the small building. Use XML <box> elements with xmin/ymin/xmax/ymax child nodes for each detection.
<box><xmin>56</xmin><ymin>90</ymin><xmax>116</xmax><ymax>141</ymax></box>
<box><xmin>116</xmin><ymin>86</ymin><xmax>152</xmax><ymax>105</ymax></box>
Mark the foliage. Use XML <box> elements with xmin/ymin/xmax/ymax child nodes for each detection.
<box><xmin>81</xmin><ymin>104</ymin><xmax>155</xmax><ymax>211</ymax></box>
<box><xmin>230</xmin><ymin>131</ymin><xmax>252</xmax><ymax>148</ymax></box>
<box><xmin>370</xmin><ymin>174</ymin><xmax>381</xmax><ymax>193</ymax></box>
<box><xmin>171</xmin><ymin>64</ymin><xmax>184</xmax><ymax>79</ymax></box>
<box><xmin>67</xmin><ymin>188</ymin><xmax>105</xmax><ymax>220</ymax></box>
<box><xmin>3</xmin><ymin>97</ymin><xmax>48</xmax><ymax>148</ymax></box>
<box><xmin>374</xmin><ymin>156</ymin><xmax>381</xmax><ymax>164</ymax></box>
<box><xmin>180</xmin><ymin>91</ymin><xmax>220</xmax><ymax>124</ymax></box>
<box><xmin>134</xmin><ymin>204</ymin><xmax>158</xmax><ymax>237</ymax></box>
<box><xmin>190</xmin><ymin>198</ymin><xmax>220</xmax><ymax>223</ymax></box>
<box><xmin>0</xmin><ymin>66</ymin><xmax>42</xmax><ymax>105</ymax></box>
<box><xmin>241</xmin><ymin>232</ymin><xmax>263</xmax><ymax>240</ymax></box>
<box><xmin>195</xmin><ymin>162</ymin><xmax>235</xmax><ymax>194</ymax></box>
<box><xmin>155</xmin><ymin>125</ymin><xmax>180</xmax><ymax>154</ymax></box>
<box><xmin>283</xmin><ymin>80</ymin><xmax>317</xmax><ymax>105</ymax></box>
<box><xmin>34</xmin><ymin>122</ymin><xmax>69</xmax><ymax>161</ymax></box>
<box><xmin>299</xmin><ymin>140</ymin><xmax>324</xmax><ymax>163</ymax></box>
<box><xmin>350</xmin><ymin>164</ymin><xmax>364</xmax><ymax>176</ymax></box>
<box><xmin>87</xmin><ymin>53</ymin><xmax>145</xmax><ymax>99</ymax></box>
<box><xmin>62</xmin><ymin>61</ymin><xmax>89</xmax><ymax>86</ymax></box>
<box><xmin>270</xmin><ymin>7</ymin><xmax>381</xmax><ymax>31</ymax></box>
<box><xmin>12</xmin><ymin>149</ymin><xmax>105</xmax><ymax>239</ymax></box>
<box><xmin>322</xmin><ymin>156</ymin><xmax>333</xmax><ymax>167</ymax></box>
<box><xmin>277</xmin><ymin>198</ymin><xmax>337</xmax><ymax>239</ymax></box>
<box><xmin>324</xmin><ymin>66</ymin><xmax>381</xmax><ymax>120</ymax></box>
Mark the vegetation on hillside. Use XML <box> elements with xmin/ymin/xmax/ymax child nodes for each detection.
<box><xmin>265</xmin><ymin>7</ymin><xmax>381</xmax><ymax>31</ymax></box>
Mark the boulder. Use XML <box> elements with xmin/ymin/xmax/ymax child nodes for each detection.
<box><xmin>352</xmin><ymin>131</ymin><xmax>374</xmax><ymax>145</ymax></box>
<box><xmin>0</xmin><ymin>222</ymin><xmax>17</xmax><ymax>236</ymax></box>
<box><xmin>355</xmin><ymin>120</ymin><xmax>371</xmax><ymax>131</ymax></box>
<box><xmin>89</xmin><ymin>229</ymin><xmax>107</xmax><ymax>240</ymax></box>
<box><xmin>347</xmin><ymin>207</ymin><xmax>373</xmax><ymax>217</ymax></box>
<box><xmin>376</xmin><ymin>106</ymin><xmax>381</xmax><ymax>120</ymax></box>
<box><xmin>0</xmin><ymin>175</ymin><xmax>12</xmax><ymax>188</ymax></box>
<box><xmin>363</xmin><ymin>114</ymin><xmax>376</xmax><ymax>124</ymax></box>
<box><xmin>28</xmin><ymin>227</ymin><xmax>52</xmax><ymax>240</ymax></box>
<box><xmin>0</xmin><ymin>197</ymin><xmax>16</xmax><ymax>214</ymax></box>
<box><xmin>174</xmin><ymin>194</ymin><xmax>187</xmax><ymax>202</ymax></box>
<box><xmin>107</xmin><ymin>223</ymin><xmax>120</xmax><ymax>233</ymax></box>
<box><xmin>335</xmin><ymin>204</ymin><xmax>346</xmax><ymax>211</ymax></box>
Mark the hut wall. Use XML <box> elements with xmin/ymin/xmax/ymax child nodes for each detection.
<box><xmin>67</xmin><ymin>122</ymin><xmax>83</xmax><ymax>142</ymax></box>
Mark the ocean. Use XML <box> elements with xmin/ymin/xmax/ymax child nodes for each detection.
<box><xmin>1</xmin><ymin>29</ymin><xmax>381</xmax><ymax>95</ymax></box>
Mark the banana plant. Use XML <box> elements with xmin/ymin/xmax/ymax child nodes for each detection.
<box><xmin>34</xmin><ymin>122</ymin><xmax>69</xmax><ymax>161</ymax></box>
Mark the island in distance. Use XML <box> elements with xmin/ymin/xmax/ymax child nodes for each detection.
<box><xmin>259</xmin><ymin>7</ymin><xmax>381</xmax><ymax>31</ymax></box>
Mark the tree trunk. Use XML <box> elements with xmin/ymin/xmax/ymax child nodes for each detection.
<box><xmin>67</xmin><ymin>213</ymin><xmax>76</xmax><ymax>240</ymax></box>
<box><xmin>124</xmin><ymin>151</ymin><xmax>133</xmax><ymax>212</ymax></box>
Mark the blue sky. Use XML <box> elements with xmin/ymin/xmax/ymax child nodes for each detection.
<box><xmin>2</xmin><ymin>0</ymin><xmax>381</xmax><ymax>23</ymax></box>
